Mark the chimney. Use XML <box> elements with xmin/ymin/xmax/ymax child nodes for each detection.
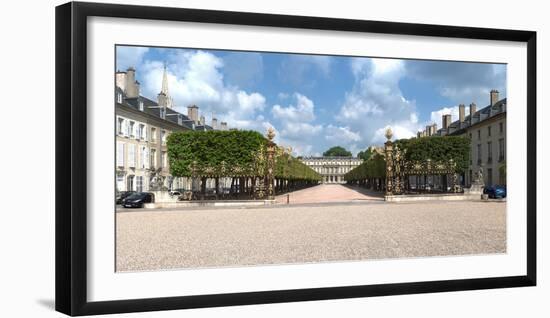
<box><xmin>459</xmin><ymin>104</ymin><xmax>465</xmax><ymax>123</ymax></box>
<box><xmin>125</xmin><ymin>67</ymin><xmax>139</xmax><ymax>98</ymax></box>
<box><xmin>490</xmin><ymin>89</ymin><xmax>499</xmax><ymax>106</ymax></box>
<box><xmin>211</xmin><ymin>118</ymin><xmax>218</xmax><ymax>130</ymax></box>
<box><xmin>469</xmin><ymin>103</ymin><xmax>477</xmax><ymax>124</ymax></box>
<box><xmin>442</xmin><ymin>114</ymin><xmax>452</xmax><ymax>130</ymax></box>
<box><xmin>115</xmin><ymin>71</ymin><xmax>127</xmax><ymax>91</ymax></box>
<box><xmin>187</xmin><ymin>105</ymin><xmax>199</xmax><ymax>124</ymax></box>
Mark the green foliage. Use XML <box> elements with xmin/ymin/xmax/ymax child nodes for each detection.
<box><xmin>323</xmin><ymin>146</ymin><xmax>352</xmax><ymax>157</ymax></box>
<box><xmin>274</xmin><ymin>149</ymin><xmax>322</xmax><ymax>182</ymax></box>
<box><xmin>357</xmin><ymin>146</ymin><xmax>374</xmax><ymax>161</ymax></box>
<box><xmin>344</xmin><ymin>135</ymin><xmax>470</xmax><ymax>182</ymax></box>
<box><xmin>499</xmin><ymin>161</ymin><xmax>506</xmax><ymax>180</ymax></box>
<box><xmin>167</xmin><ymin>130</ymin><xmax>321</xmax><ymax>181</ymax></box>
<box><xmin>344</xmin><ymin>152</ymin><xmax>386</xmax><ymax>182</ymax></box>
<box><xmin>394</xmin><ymin>136</ymin><xmax>470</xmax><ymax>173</ymax></box>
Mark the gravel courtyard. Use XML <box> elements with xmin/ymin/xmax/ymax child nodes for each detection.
<box><xmin>116</xmin><ymin>200</ymin><xmax>506</xmax><ymax>272</ymax></box>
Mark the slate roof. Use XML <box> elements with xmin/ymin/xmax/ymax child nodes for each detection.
<box><xmin>116</xmin><ymin>88</ymin><xmax>196</xmax><ymax>130</ymax></box>
<box><xmin>438</xmin><ymin>98</ymin><xmax>506</xmax><ymax>136</ymax></box>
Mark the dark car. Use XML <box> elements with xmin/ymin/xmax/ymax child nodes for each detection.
<box><xmin>116</xmin><ymin>191</ymin><xmax>136</xmax><ymax>204</ymax></box>
<box><xmin>122</xmin><ymin>192</ymin><xmax>154</xmax><ymax>208</ymax></box>
<box><xmin>483</xmin><ymin>185</ymin><xmax>507</xmax><ymax>199</ymax></box>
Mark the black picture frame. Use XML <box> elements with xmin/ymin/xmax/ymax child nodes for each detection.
<box><xmin>55</xmin><ymin>1</ymin><xmax>537</xmax><ymax>316</ymax></box>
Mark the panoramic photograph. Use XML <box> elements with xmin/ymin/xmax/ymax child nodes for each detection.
<box><xmin>114</xmin><ymin>45</ymin><xmax>507</xmax><ymax>272</ymax></box>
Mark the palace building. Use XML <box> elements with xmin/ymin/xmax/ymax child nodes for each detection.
<box><xmin>417</xmin><ymin>89</ymin><xmax>506</xmax><ymax>187</ymax></box>
<box><xmin>115</xmin><ymin>65</ymin><xmax>228</xmax><ymax>193</ymax></box>
<box><xmin>301</xmin><ymin>157</ymin><xmax>363</xmax><ymax>184</ymax></box>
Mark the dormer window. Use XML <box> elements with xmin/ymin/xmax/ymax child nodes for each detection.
<box><xmin>177</xmin><ymin>114</ymin><xmax>183</xmax><ymax>125</ymax></box>
<box><xmin>117</xmin><ymin>93</ymin><xmax>122</xmax><ymax>104</ymax></box>
<box><xmin>139</xmin><ymin>100</ymin><xmax>144</xmax><ymax>111</ymax></box>
<box><xmin>160</xmin><ymin>107</ymin><xmax>166</xmax><ymax>119</ymax></box>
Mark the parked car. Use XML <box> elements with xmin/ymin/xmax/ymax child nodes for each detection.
<box><xmin>122</xmin><ymin>192</ymin><xmax>154</xmax><ymax>208</ymax></box>
<box><xmin>483</xmin><ymin>185</ymin><xmax>507</xmax><ymax>199</ymax></box>
<box><xmin>169</xmin><ymin>190</ymin><xmax>182</xmax><ymax>197</ymax></box>
<box><xmin>116</xmin><ymin>191</ymin><xmax>136</xmax><ymax>204</ymax></box>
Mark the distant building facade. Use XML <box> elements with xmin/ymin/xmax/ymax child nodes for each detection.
<box><xmin>301</xmin><ymin>157</ymin><xmax>363</xmax><ymax>184</ymax></box>
<box><xmin>115</xmin><ymin>66</ymin><xmax>228</xmax><ymax>192</ymax></box>
<box><xmin>417</xmin><ymin>90</ymin><xmax>506</xmax><ymax>187</ymax></box>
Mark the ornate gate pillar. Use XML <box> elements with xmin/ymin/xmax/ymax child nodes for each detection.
<box><xmin>266</xmin><ymin>127</ymin><xmax>276</xmax><ymax>200</ymax></box>
<box><xmin>384</xmin><ymin>127</ymin><xmax>394</xmax><ymax>196</ymax></box>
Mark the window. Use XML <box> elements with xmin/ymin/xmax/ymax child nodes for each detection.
<box><xmin>477</xmin><ymin>130</ymin><xmax>481</xmax><ymax>140</ymax></box>
<box><xmin>151</xmin><ymin>127</ymin><xmax>157</xmax><ymax>142</ymax></box>
<box><xmin>117</xmin><ymin>117</ymin><xmax>124</xmax><ymax>135</ymax></box>
<box><xmin>141</xmin><ymin>147</ymin><xmax>149</xmax><ymax>169</ymax></box>
<box><xmin>116</xmin><ymin>142</ymin><xmax>125</xmax><ymax>167</ymax></box>
<box><xmin>116</xmin><ymin>175</ymin><xmax>125</xmax><ymax>191</ymax></box>
<box><xmin>138</xmin><ymin>124</ymin><xmax>146</xmax><ymax>140</ymax></box>
<box><xmin>487</xmin><ymin>126</ymin><xmax>492</xmax><ymax>137</ymax></box>
<box><xmin>127</xmin><ymin>175</ymin><xmax>135</xmax><ymax>191</ymax></box>
<box><xmin>161</xmin><ymin>130</ymin><xmax>167</xmax><ymax>144</ymax></box>
<box><xmin>161</xmin><ymin>151</ymin><xmax>167</xmax><ymax>168</ymax></box>
<box><xmin>150</xmin><ymin>148</ymin><xmax>156</xmax><ymax>169</ymax></box>
<box><xmin>477</xmin><ymin>144</ymin><xmax>482</xmax><ymax>165</ymax></box>
<box><xmin>487</xmin><ymin>141</ymin><xmax>493</xmax><ymax>163</ymax></box>
<box><xmin>128</xmin><ymin>121</ymin><xmax>135</xmax><ymax>137</ymax></box>
<box><xmin>160</xmin><ymin>107</ymin><xmax>166</xmax><ymax>119</ymax></box>
<box><xmin>116</xmin><ymin>93</ymin><xmax>122</xmax><ymax>104</ymax></box>
<box><xmin>139</xmin><ymin>100</ymin><xmax>144</xmax><ymax>111</ymax></box>
<box><xmin>499</xmin><ymin>122</ymin><xmax>504</xmax><ymax>134</ymax></box>
<box><xmin>136</xmin><ymin>176</ymin><xmax>143</xmax><ymax>192</ymax></box>
<box><xmin>499</xmin><ymin>138</ymin><xmax>505</xmax><ymax>162</ymax></box>
<box><xmin>469</xmin><ymin>133</ymin><xmax>472</xmax><ymax>140</ymax></box>
<box><xmin>128</xmin><ymin>144</ymin><xmax>136</xmax><ymax>168</ymax></box>
<box><xmin>487</xmin><ymin>168</ymin><xmax>493</xmax><ymax>186</ymax></box>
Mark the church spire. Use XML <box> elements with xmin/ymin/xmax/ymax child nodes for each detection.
<box><xmin>157</xmin><ymin>62</ymin><xmax>173</xmax><ymax>108</ymax></box>
<box><xmin>161</xmin><ymin>62</ymin><xmax>169</xmax><ymax>96</ymax></box>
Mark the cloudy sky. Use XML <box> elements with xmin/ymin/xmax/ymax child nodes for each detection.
<box><xmin>116</xmin><ymin>45</ymin><xmax>506</xmax><ymax>157</ymax></box>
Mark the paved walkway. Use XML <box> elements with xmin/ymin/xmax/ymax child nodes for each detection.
<box><xmin>275</xmin><ymin>184</ymin><xmax>383</xmax><ymax>204</ymax></box>
<box><xmin>116</xmin><ymin>200</ymin><xmax>506</xmax><ymax>272</ymax></box>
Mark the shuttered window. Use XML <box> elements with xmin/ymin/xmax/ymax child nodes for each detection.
<box><xmin>128</xmin><ymin>144</ymin><xmax>136</xmax><ymax>168</ymax></box>
<box><xmin>116</xmin><ymin>142</ymin><xmax>124</xmax><ymax>167</ymax></box>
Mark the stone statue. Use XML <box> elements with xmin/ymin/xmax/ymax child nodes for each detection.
<box><xmin>478</xmin><ymin>166</ymin><xmax>484</xmax><ymax>181</ymax></box>
<box><xmin>149</xmin><ymin>173</ymin><xmax>165</xmax><ymax>191</ymax></box>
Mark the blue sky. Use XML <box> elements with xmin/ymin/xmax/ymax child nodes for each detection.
<box><xmin>116</xmin><ymin>45</ymin><xmax>506</xmax><ymax>157</ymax></box>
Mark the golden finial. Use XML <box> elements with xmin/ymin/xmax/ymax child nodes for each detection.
<box><xmin>385</xmin><ymin>127</ymin><xmax>393</xmax><ymax>141</ymax></box>
<box><xmin>267</xmin><ymin>127</ymin><xmax>276</xmax><ymax>141</ymax></box>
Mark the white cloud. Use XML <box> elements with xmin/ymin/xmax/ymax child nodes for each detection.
<box><xmin>269</xmin><ymin>93</ymin><xmax>324</xmax><ymax>156</ymax></box>
<box><xmin>272</xmin><ymin>93</ymin><xmax>315</xmax><ymax>122</ymax></box>
<box><xmin>405</xmin><ymin>60</ymin><xmax>506</xmax><ymax>107</ymax></box>
<box><xmin>325</xmin><ymin>125</ymin><xmax>361</xmax><ymax>143</ymax></box>
<box><xmin>116</xmin><ymin>47</ymin><xmax>149</xmax><ymax>71</ymax></box>
<box><xmin>430</xmin><ymin>106</ymin><xmax>460</xmax><ymax>128</ymax></box>
<box><xmin>277</xmin><ymin>92</ymin><xmax>289</xmax><ymax>100</ymax></box>
<box><xmin>372</xmin><ymin>124</ymin><xmax>418</xmax><ymax>144</ymax></box>
<box><xmin>136</xmin><ymin>50</ymin><xmax>268</xmax><ymax>131</ymax></box>
<box><xmin>337</xmin><ymin>57</ymin><xmax>422</xmax><ymax>148</ymax></box>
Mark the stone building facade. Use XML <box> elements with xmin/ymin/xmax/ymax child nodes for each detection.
<box><xmin>418</xmin><ymin>90</ymin><xmax>506</xmax><ymax>187</ymax></box>
<box><xmin>115</xmin><ymin>66</ymin><xmax>226</xmax><ymax>193</ymax></box>
<box><xmin>300</xmin><ymin>157</ymin><xmax>363</xmax><ymax>184</ymax></box>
